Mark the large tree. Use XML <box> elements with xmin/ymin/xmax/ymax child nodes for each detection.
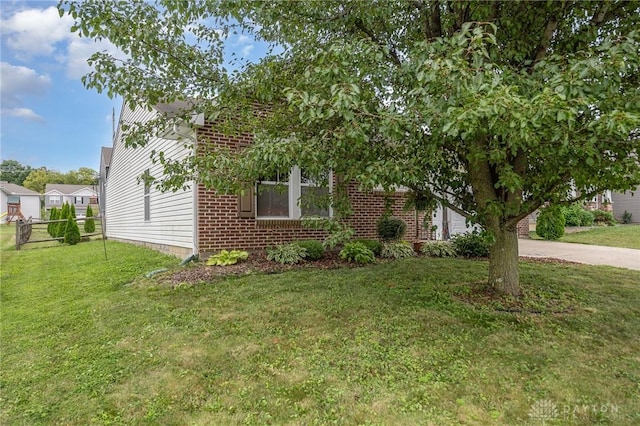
<box><xmin>0</xmin><ymin>160</ymin><xmax>33</xmax><ymax>186</ymax></box>
<box><xmin>59</xmin><ymin>0</ymin><xmax>640</xmax><ymax>295</ymax></box>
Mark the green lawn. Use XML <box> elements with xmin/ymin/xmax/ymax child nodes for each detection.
<box><xmin>559</xmin><ymin>224</ymin><xmax>640</xmax><ymax>249</ymax></box>
<box><xmin>2</xmin><ymin>227</ymin><xmax>639</xmax><ymax>425</ymax></box>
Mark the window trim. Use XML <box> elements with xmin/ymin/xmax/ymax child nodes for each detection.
<box><xmin>256</xmin><ymin>166</ymin><xmax>332</xmax><ymax>220</ymax></box>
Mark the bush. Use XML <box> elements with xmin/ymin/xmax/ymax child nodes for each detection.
<box><xmin>380</xmin><ymin>241</ymin><xmax>415</xmax><ymax>259</ymax></box>
<box><xmin>592</xmin><ymin>209</ymin><xmax>616</xmax><ymax>226</ymax></box>
<box><xmin>376</xmin><ymin>217</ymin><xmax>407</xmax><ymax>242</ymax></box>
<box><xmin>351</xmin><ymin>239</ymin><xmax>383</xmax><ymax>256</ymax></box>
<box><xmin>339</xmin><ymin>242</ymin><xmax>375</xmax><ymax>264</ymax></box>
<box><xmin>421</xmin><ymin>241</ymin><xmax>457</xmax><ymax>258</ymax></box>
<box><xmin>578</xmin><ymin>209</ymin><xmax>594</xmax><ymax>226</ymax></box>
<box><xmin>84</xmin><ymin>205</ymin><xmax>96</xmax><ymax>233</ymax></box>
<box><xmin>622</xmin><ymin>210</ymin><xmax>633</xmax><ymax>224</ymax></box>
<box><xmin>63</xmin><ymin>216</ymin><xmax>81</xmax><ymax>245</ymax></box>
<box><xmin>56</xmin><ymin>203</ymin><xmax>70</xmax><ymax>239</ymax></box>
<box><xmin>536</xmin><ymin>205</ymin><xmax>566</xmax><ymax>240</ymax></box>
<box><xmin>266</xmin><ymin>243</ymin><xmax>307</xmax><ymax>264</ymax></box>
<box><xmin>48</xmin><ymin>207</ymin><xmax>58</xmax><ymax>237</ymax></box>
<box><xmin>451</xmin><ymin>230</ymin><xmax>490</xmax><ymax>257</ymax></box>
<box><xmin>295</xmin><ymin>240</ymin><xmax>325</xmax><ymax>260</ymax></box>
<box><xmin>206</xmin><ymin>249</ymin><xmax>249</xmax><ymax>266</ymax></box>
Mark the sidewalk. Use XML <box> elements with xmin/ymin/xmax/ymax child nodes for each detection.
<box><xmin>518</xmin><ymin>239</ymin><xmax>640</xmax><ymax>271</ymax></box>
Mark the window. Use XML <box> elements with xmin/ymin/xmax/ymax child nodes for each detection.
<box><xmin>74</xmin><ymin>196</ymin><xmax>84</xmax><ymax>205</ymax></box>
<box><xmin>143</xmin><ymin>169</ymin><xmax>151</xmax><ymax>221</ymax></box>
<box><xmin>256</xmin><ymin>167</ymin><xmax>330</xmax><ymax>219</ymax></box>
<box><xmin>49</xmin><ymin>195</ymin><xmax>61</xmax><ymax>205</ymax></box>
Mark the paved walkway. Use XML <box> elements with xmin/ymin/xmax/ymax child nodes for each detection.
<box><xmin>518</xmin><ymin>239</ymin><xmax>640</xmax><ymax>271</ymax></box>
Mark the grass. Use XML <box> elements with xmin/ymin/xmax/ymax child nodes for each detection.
<box><xmin>559</xmin><ymin>224</ymin><xmax>640</xmax><ymax>249</ymax></box>
<box><xmin>2</xmin><ymin>226</ymin><xmax>640</xmax><ymax>425</ymax></box>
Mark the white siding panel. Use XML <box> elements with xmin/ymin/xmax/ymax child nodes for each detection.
<box><xmin>612</xmin><ymin>186</ymin><xmax>640</xmax><ymax>223</ymax></box>
<box><xmin>106</xmin><ymin>104</ymin><xmax>195</xmax><ymax>251</ymax></box>
<box><xmin>20</xmin><ymin>196</ymin><xmax>41</xmax><ymax>220</ymax></box>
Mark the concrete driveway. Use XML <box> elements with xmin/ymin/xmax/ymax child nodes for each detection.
<box><xmin>518</xmin><ymin>238</ymin><xmax>640</xmax><ymax>271</ymax></box>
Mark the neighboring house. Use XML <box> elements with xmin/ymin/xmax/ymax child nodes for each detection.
<box><xmin>44</xmin><ymin>184</ymin><xmax>98</xmax><ymax>217</ymax></box>
<box><xmin>99</xmin><ymin>147</ymin><xmax>113</xmax><ymax>218</ymax></box>
<box><xmin>612</xmin><ymin>185</ymin><xmax>640</xmax><ymax>223</ymax></box>
<box><xmin>0</xmin><ymin>181</ymin><xmax>41</xmax><ymax>224</ymax></box>
<box><xmin>105</xmin><ymin>102</ymin><xmax>433</xmax><ymax>257</ymax></box>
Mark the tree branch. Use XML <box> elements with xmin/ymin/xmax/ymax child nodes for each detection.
<box><xmin>353</xmin><ymin>17</ymin><xmax>402</xmax><ymax>67</ymax></box>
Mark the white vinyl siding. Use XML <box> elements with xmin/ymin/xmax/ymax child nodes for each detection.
<box><xmin>105</xmin><ymin>103</ymin><xmax>195</xmax><ymax>251</ymax></box>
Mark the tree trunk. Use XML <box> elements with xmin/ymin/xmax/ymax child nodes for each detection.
<box><xmin>488</xmin><ymin>225</ymin><xmax>521</xmax><ymax>296</ymax></box>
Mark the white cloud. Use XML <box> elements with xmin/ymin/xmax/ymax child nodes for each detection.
<box><xmin>242</xmin><ymin>44</ymin><xmax>255</xmax><ymax>57</ymax></box>
<box><xmin>0</xmin><ymin>6</ymin><xmax>74</xmax><ymax>57</ymax></box>
<box><xmin>3</xmin><ymin>107</ymin><xmax>45</xmax><ymax>123</ymax></box>
<box><xmin>66</xmin><ymin>37</ymin><xmax>123</xmax><ymax>79</ymax></box>
<box><xmin>0</xmin><ymin>62</ymin><xmax>51</xmax><ymax>107</ymax></box>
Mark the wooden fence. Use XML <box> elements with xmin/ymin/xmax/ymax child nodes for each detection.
<box><xmin>15</xmin><ymin>217</ymin><xmax>103</xmax><ymax>250</ymax></box>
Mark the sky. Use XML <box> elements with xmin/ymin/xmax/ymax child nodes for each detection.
<box><xmin>0</xmin><ymin>0</ymin><xmax>266</xmax><ymax>174</ymax></box>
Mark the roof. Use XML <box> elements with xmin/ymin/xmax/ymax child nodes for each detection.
<box><xmin>0</xmin><ymin>181</ymin><xmax>41</xmax><ymax>196</ymax></box>
<box><xmin>101</xmin><ymin>147</ymin><xmax>113</xmax><ymax>168</ymax></box>
<box><xmin>44</xmin><ymin>184</ymin><xmax>97</xmax><ymax>195</ymax></box>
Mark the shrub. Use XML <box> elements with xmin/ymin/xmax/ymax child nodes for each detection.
<box><xmin>63</xmin><ymin>216</ymin><xmax>81</xmax><ymax>245</ymax></box>
<box><xmin>591</xmin><ymin>209</ymin><xmax>616</xmax><ymax>226</ymax></box>
<box><xmin>84</xmin><ymin>205</ymin><xmax>96</xmax><ymax>233</ymax></box>
<box><xmin>339</xmin><ymin>242</ymin><xmax>375</xmax><ymax>264</ymax></box>
<box><xmin>536</xmin><ymin>205</ymin><xmax>566</xmax><ymax>240</ymax></box>
<box><xmin>578</xmin><ymin>209</ymin><xmax>594</xmax><ymax>226</ymax></box>
<box><xmin>56</xmin><ymin>203</ymin><xmax>70</xmax><ymax>239</ymax></box>
<box><xmin>380</xmin><ymin>241</ymin><xmax>415</xmax><ymax>259</ymax></box>
<box><xmin>451</xmin><ymin>230</ymin><xmax>490</xmax><ymax>257</ymax></box>
<box><xmin>421</xmin><ymin>241</ymin><xmax>457</xmax><ymax>258</ymax></box>
<box><xmin>622</xmin><ymin>210</ymin><xmax>633</xmax><ymax>224</ymax></box>
<box><xmin>376</xmin><ymin>217</ymin><xmax>407</xmax><ymax>242</ymax></box>
<box><xmin>70</xmin><ymin>203</ymin><xmax>77</xmax><ymax>218</ymax></box>
<box><xmin>47</xmin><ymin>207</ymin><xmax>58</xmax><ymax>237</ymax></box>
<box><xmin>206</xmin><ymin>249</ymin><xmax>249</xmax><ymax>266</ymax></box>
<box><xmin>351</xmin><ymin>239</ymin><xmax>383</xmax><ymax>256</ymax></box>
<box><xmin>295</xmin><ymin>240</ymin><xmax>325</xmax><ymax>260</ymax></box>
<box><xmin>266</xmin><ymin>243</ymin><xmax>307</xmax><ymax>264</ymax></box>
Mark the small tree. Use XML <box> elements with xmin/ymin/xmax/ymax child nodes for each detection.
<box><xmin>48</xmin><ymin>207</ymin><xmax>58</xmax><ymax>237</ymax></box>
<box><xmin>56</xmin><ymin>203</ymin><xmax>70</xmax><ymax>239</ymax></box>
<box><xmin>70</xmin><ymin>203</ymin><xmax>77</xmax><ymax>219</ymax></box>
<box><xmin>84</xmin><ymin>205</ymin><xmax>96</xmax><ymax>233</ymax></box>
<box><xmin>64</xmin><ymin>216</ymin><xmax>81</xmax><ymax>245</ymax></box>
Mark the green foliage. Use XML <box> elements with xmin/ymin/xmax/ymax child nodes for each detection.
<box><xmin>451</xmin><ymin>231</ymin><xmax>490</xmax><ymax>258</ymax></box>
<box><xmin>536</xmin><ymin>206</ymin><xmax>566</xmax><ymax>240</ymax></box>
<box><xmin>421</xmin><ymin>241</ymin><xmax>457</xmax><ymax>258</ymax></box>
<box><xmin>56</xmin><ymin>203</ymin><xmax>70</xmax><ymax>239</ymax></box>
<box><xmin>591</xmin><ymin>210</ymin><xmax>617</xmax><ymax>226</ymax></box>
<box><xmin>84</xmin><ymin>205</ymin><xmax>96</xmax><ymax>233</ymax></box>
<box><xmin>266</xmin><ymin>243</ymin><xmax>307</xmax><ymax>264</ymax></box>
<box><xmin>622</xmin><ymin>210</ymin><xmax>633</xmax><ymax>224</ymax></box>
<box><xmin>63</xmin><ymin>217</ymin><xmax>81</xmax><ymax>245</ymax></box>
<box><xmin>295</xmin><ymin>240</ymin><xmax>324</xmax><ymax>261</ymax></box>
<box><xmin>0</xmin><ymin>160</ymin><xmax>33</xmax><ymax>186</ymax></box>
<box><xmin>48</xmin><ymin>207</ymin><xmax>58</xmax><ymax>237</ymax></box>
<box><xmin>351</xmin><ymin>239</ymin><xmax>383</xmax><ymax>256</ymax></box>
<box><xmin>70</xmin><ymin>204</ymin><xmax>77</xmax><ymax>219</ymax></box>
<box><xmin>339</xmin><ymin>242</ymin><xmax>375</xmax><ymax>264</ymax></box>
<box><xmin>302</xmin><ymin>218</ymin><xmax>354</xmax><ymax>250</ymax></box>
<box><xmin>380</xmin><ymin>241</ymin><xmax>415</xmax><ymax>259</ymax></box>
<box><xmin>376</xmin><ymin>217</ymin><xmax>407</xmax><ymax>242</ymax></box>
<box><xmin>206</xmin><ymin>249</ymin><xmax>249</xmax><ymax>266</ymax></box>
<box><xmin>561</xmin><ymin>204</ymin><xmax>594</xmax><ymax>227</ymax></box>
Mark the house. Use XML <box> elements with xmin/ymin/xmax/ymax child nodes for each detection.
<box><xmin>105</xmin><ymin>102</ymin><xmax>433</xmax><ymax>257</ymax></box>
<box><xmin>44</xmin><ymin>184</ymin><xmax>98</xmax><ymax>217</ymax></box>
<box><xmin>612</xmin><ymin>185</ymin><xmax>640</xmax><ymax>223</ymax></box>
<box><xmin>0</xmin><ymin>181</ymin><xmax>41</xmax><ymax>224</ymax></box>
<box><xmin>99</xmin><ymin>147</ymin><xmax>113</xmax><ymax>218</ymax></box>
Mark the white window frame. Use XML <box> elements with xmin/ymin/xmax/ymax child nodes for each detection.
<box><xmin>74</xmin><ymin>196</ymin><xmax>84</xmax><ymax>205</ymax></box>
<box><xmin>256</xmin><ymin>166</ymin><xmax>332</xmax><ymax>219</ymax></box>
<box><xmin>49</xmin><ymin>195</ymin><xmax>61</xmax><ymax>205</ymax></box>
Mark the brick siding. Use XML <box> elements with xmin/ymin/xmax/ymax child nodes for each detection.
<box><xmin>195</xmin><ymin>123</ymin><xmax>431</xmax><ymax>253</ymax></box>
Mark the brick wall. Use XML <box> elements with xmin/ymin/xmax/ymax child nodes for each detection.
<box><xmin>195</xmin><ymin>123</ymin><xmax>431</xmax><ymax>253</ymax></box>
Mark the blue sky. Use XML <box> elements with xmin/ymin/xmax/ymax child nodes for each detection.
<box><xmin>1</xmin><ymin>0</ymin><xmax>266</xmax><ymax>174</ymax></box>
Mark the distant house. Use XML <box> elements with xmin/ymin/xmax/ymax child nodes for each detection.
<box><xmin>612</xmin><ymin>185</ymin><xmax>640</xmax><ymax>223</ymax></box>
<box><xmin>0</xmin><ymin>181</ymin><xmax>41</xmax><ymax>224</ymax></box>
<box><xmin>104</xmin><ymin>102</ymin><xmax>436</xmax><ymax>257</ymax></box>
<box><xmin>44</xmin><ymin>184</ymin><xmax>98</xmax><ymax>217</ymax></box>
